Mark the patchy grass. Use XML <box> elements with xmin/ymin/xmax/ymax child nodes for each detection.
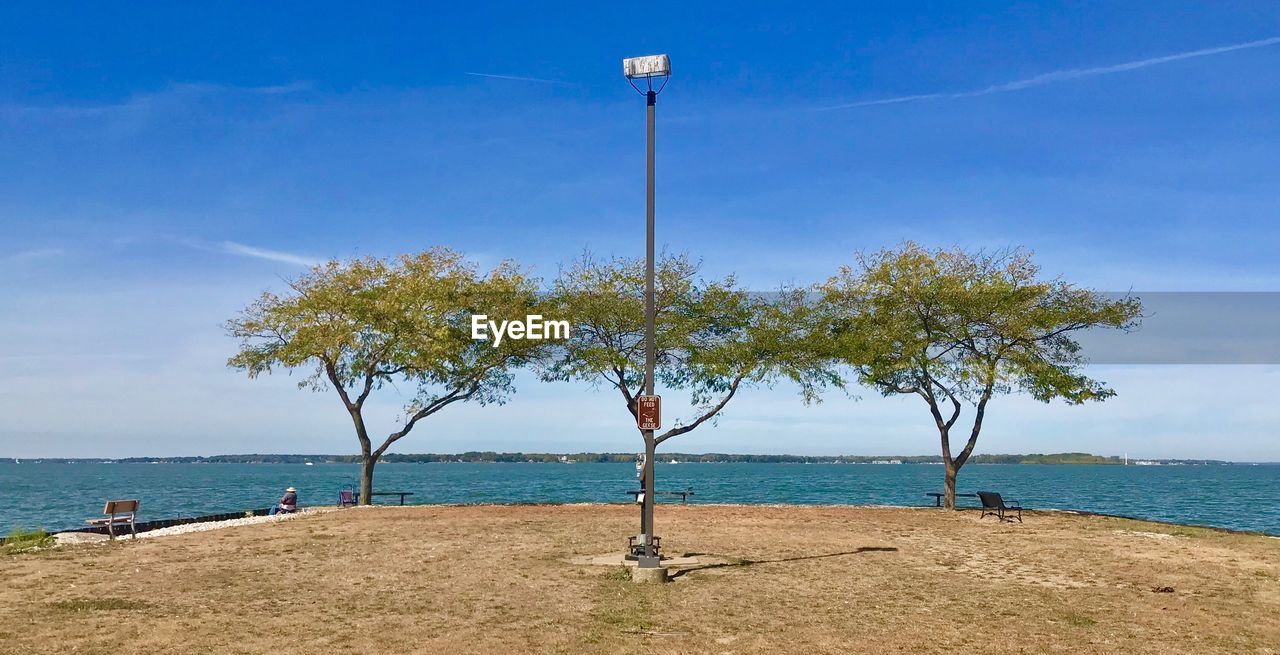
<box><xmin>3</xmin><ymin>528</ymin><xmax>54</xmax><ymax>555</ymax></box>
<box><xmin>1063</xmin><ymin>612</ymin><xmax>1097</xmax><ymax>627</ymax></box>
<box><xmin>0</xmin><ymin>505</ymin><xmax>1277</xmax><ymax>654</ymax></box>
<box><xmin>590</xmin><ymin>581</ymin><xmax>657</xmax><ymax>632</ymax></box>
<box><xmin>602</xmin><ymin>566</ymin><xmax>632</xmax><ymax>582</ymax></box>
<box><xmin>49</xmin><ymin>598</ymin><xmax>150</xmax><ymax>612</ymax></box>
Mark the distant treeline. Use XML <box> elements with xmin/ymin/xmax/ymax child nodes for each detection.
<box><xmin>4</xmin><ymin>452</ymin><xmax>1235</xmax><ymax>465</ymax></box>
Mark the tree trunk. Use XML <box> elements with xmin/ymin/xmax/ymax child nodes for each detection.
<box><xmin>942</xmin><ymin>460</ymin><xmax>958</xmax><ymax>510</ymax></box>
<box><xmin>359</xmin><ymin>454</ymin><xmax>376</xmax><ymax>506</ymax></box>
<box><xmin>346</xmin><ymin>404</ymin><xmax>375</xmax><ymax>506</ymax></box>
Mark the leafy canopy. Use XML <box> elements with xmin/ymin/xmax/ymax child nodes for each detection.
<box><xmin>543</xmin><ymin>253</ymin><xmax>836</xmax><ymax>443</ymax></box>
<box><xmin>226</xmin><ymin>248</ymin><xmax>543</xmax><ymax>451</ymax></box>
<box><xmin>821</xmin><ymin>242</ymin><xmax>1142</xmax><ymax>410</ymax></box>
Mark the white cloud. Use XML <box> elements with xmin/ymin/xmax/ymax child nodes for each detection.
<box><xmin>819</xmin><ymin>36</ymin><xmax>1280</xmax><ymax>110</ymax></box>
<box><xmin>0</xmin><ymin>81</ymin><xmax>311</xmax><ymax>121</ymax></box>
<box><xmin>463</xmin><ymin>72</ymin><xmax>572</xmax><ymax>85</ymax></box>
<box><xmin>0</xmin><ymin>247</ymin><xmax>64</xmax><ymax>264</ymax></box>
<box><xmin>217</xmin><ymin>241</ymin><xmax>319</xmax><ymax>267</ymax></box>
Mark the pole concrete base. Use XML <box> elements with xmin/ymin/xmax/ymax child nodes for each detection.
<box><xmin>632</xmin><ymin>566</ymin><xmax>669</xmax><ymax>584</ymax></box>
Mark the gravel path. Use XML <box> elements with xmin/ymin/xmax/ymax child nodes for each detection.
<box><xmin>54</xmin><ymin>508</ymin><xmax>332</xmax><ymax>545</ymax></box>
<box><xmin>136</xmin><ymin>508</ymin><xmax>329</xmax><ymax>538</ymax></box>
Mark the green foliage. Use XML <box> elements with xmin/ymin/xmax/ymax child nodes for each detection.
<box><xmin>822</xmin><ymin>243</ymin><xmax>1141</xmax><ymax>407</ymax></box>
<box><xmin>818</xmin><ymin>243</ymin><xmax>1141</xmax><ymax>482</ymax></box>
<box><xmin>3</xmin><ymin>528</ymin><xmax>54</xmax><ymax>554</ymax></box>
<box><xmin>227</xmin><ymin>248</ymin><xmax>542</xmax><ymax>415</ymax></box>
<box><xmin>226</xmin><ymin>248</ymin><xmax>546</xmax><ymax>497</ymax></box>
<box><xmin>543</xmin><ymin>252</ymin><xmax>838</xmax><ymax>443</ymax></box>
<box><xmin>1013</xmin><ymin>452</ymin><xmax>1120</xmax><ymax>465</ymax></box>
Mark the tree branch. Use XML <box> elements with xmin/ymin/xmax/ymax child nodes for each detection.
<box><xmin>323</xmin><ymin>357</ymin><xmax>357</xmax><ymax>411</ymax></box>
<box><xmin>372</xmin><ymin>382</ymin><xmax>480</xmax><ymax>459</ymax></box>
<box><xmin>932</xmin><ymin>379</ymin><xmax>963</xmax><ymax>430</ymax></box>
<box><xmin>612</xmin><ymin>366</ymin><xmax>638</xmax><ymax>418</ymax></box>
<box><xmin>953</xmin><ymin>381</ymin><xmax>995</xmax><ymax>470</ymax></box>
<box><xmin>354</xmin><ymin>367</ymin><xmax>377</xmax><ymax>408</ymax></box>
<box><xmin>654</xmin><ymin>374</ymin><xmax>745</xmax><ymax>445</ymax></box>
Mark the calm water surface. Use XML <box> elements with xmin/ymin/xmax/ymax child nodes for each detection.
<box><xmin>2</xmin><ymin>462</ymin><xmax>1277</xmax><ymax>535</ymax></box>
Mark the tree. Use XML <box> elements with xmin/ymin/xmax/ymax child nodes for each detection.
<box><xmin>543</xmin><ymin>252</ymin><xmax>836</xmax><ymax>446</ymax></box>
<box><xmin>819</xmin><ymin>243</ymin><xmax>1142</xmax><ymax>509</ymax></box>
<box><xmin>226</xmin><ymin>248</ymin><xmax>541</xmax><ymax>504</ymax></box>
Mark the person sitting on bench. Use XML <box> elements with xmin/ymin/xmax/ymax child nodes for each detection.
<box><xmin>269</xmin><ymin>486</ymin><xmax>298</xmax><ymax>515</ymax></box>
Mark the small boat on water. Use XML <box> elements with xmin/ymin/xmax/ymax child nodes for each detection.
<box><xmin>669</xmin><ymin>459</ymin><xmax>679</xmax><ymax>464</ymax></box>
<box><xmin>305</xmin><ymin>462</ymin><xmax>314</xmax><ymax>466</ymax></box>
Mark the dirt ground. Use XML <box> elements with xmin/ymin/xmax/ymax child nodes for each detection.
<box><xmin>2</xmin><ymin>504</ymin><xmax>1278</xmax><ymax>654</ymax></box>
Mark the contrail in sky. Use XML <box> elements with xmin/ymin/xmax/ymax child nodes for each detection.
<box><xmin>218</xmin><ymin>241</ymin><xmax>319</xmax><ymax>267</ymax></box>
<box><xmin>464</xmin><ymin>72</ymin><xmax>571</xmax><ymax>85</ymax></box>
<box><xmin>817</xmin><ymin>36</ymin><xmax>1280</xmax><ymax>111</ymax></box>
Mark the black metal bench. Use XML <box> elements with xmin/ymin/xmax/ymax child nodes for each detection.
<box><xmin>976</xmin><ymin>491</ymin><xmax>1023</xmax><ymax>522</ymax></box>
<box><xmin>925</xmin><ymin>492</ymin><xmax>976</xmax><ymax>507</ymax></box>
<box><xmin>369</xmin><ymin>491</ymin><xmax>414</xmax><ymax>505</ymax></box>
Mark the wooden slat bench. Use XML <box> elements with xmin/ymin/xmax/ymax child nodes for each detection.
<box><xmin>86</xmin><ymin>499</ymin><xmax>140</xmax><ymax>539</ymax></box>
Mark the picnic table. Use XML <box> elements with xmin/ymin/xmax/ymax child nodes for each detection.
<box><xmin>370</xmin><ymin>491</ymin><xmax>415</xmax><ymax>505</ymax></box>
<box><xmin>926</xmin><ymin>492</ymin><xmax>977</xmax><ymax>507</ymax></box>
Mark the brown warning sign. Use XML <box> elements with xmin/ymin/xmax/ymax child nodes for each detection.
<box><xmin>636</xmin><ymin>395</ymin><xmax>661</xmax><ymax>431</ymax></box>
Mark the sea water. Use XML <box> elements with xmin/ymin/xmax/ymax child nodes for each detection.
<box><xmin>2</xmin><ymin>461</ymin><xmax>1277</xmax><ymax>535</ymax></box>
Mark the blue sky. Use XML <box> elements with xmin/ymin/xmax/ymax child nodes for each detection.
<box><xmin>2</xmin><ymin>3</ymin><xmax>1279</xmax><ymax>460</ymax></box>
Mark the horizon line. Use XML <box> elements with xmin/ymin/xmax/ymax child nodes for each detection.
<box><xmin>2</xmin><ymin>452</ymin><xmax>1257</xmax><ymax>463</ymax></box>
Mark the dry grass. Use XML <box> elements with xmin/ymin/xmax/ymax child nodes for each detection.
<box><xmin>2</xmin><ymin>504</ymin><xmax>1278</xmax><ymax>654</ymax></box>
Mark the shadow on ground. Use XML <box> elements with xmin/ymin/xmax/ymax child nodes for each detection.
<box><xmin>670</xmin><ymin>546</ymin><xmax>898</xmax><ymax>579</ymax></box>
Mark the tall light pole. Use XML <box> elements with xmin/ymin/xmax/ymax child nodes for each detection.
<box><xmin>624</xmin><ymin>53</ymin><xmax>670</xmax><ymax>570</ymax></box>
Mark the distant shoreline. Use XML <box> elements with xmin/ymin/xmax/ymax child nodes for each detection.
<box><xmin>1</xmin><ymin>452</ymin><xmax>1250</xmax><ymax>465</ymax></box>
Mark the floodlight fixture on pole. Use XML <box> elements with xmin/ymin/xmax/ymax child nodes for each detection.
<box><xmin>623</xmin><ymin>53</ymin><xmax>669</xmax><ymax>571</ymax></box>
<box><xmin>624</xmin><ymin>54</ymin><xmax>671</xmax><ymax>92</ymax></box>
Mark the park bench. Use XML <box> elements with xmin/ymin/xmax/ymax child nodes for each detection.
<box><xmin>976</xmin><ymin>491</ymin><xmax>1023</xmax><ymax>522</ymax></box>
<box><xmin>626</xmin><ymin>488</ymin><xmax>695</xmax><ymax>503</ymax></box>
<box><xmin>339</xmin><ymin>485</ymin><xmax>415</xmax><ymax>506</ymax></box>
<box><xmin>621</xmin><ymin>487</ymin><xmax>695</xmax><ymax>559</ymax></box>
<box><xmin>925</xmin><ymin>492</ymin><xmax>977</xmax><ymax>507</ymax></box>
<box><xmin>85</xmin><ymin>499</ymin><xmax>140</xmax><ymax>539</ymax></box>
<box><xmin>370</xmin><ymin>491</ymin><xmax>414</xmax><ymax>505</ymax></box>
